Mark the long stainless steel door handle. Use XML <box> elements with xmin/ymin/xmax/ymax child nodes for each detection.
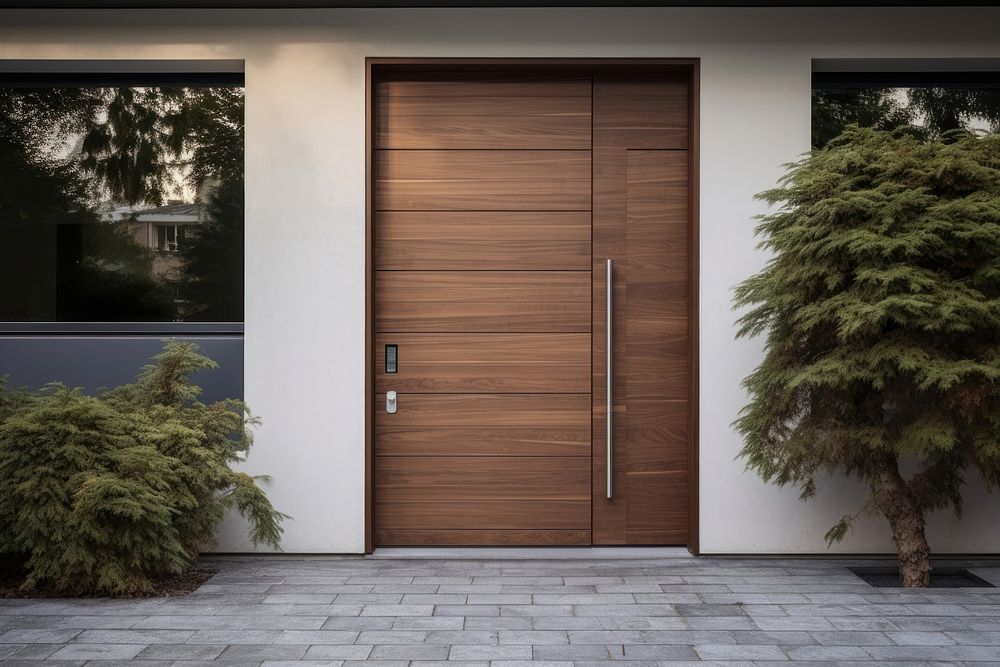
<box><xmin>606</xmin><ymin>258</ymin><xmax>613</xmax><ymax>500</ymax></box>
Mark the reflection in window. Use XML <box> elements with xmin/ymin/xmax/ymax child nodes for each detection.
<box><xmin>812</xmin><ymin>73</ymin><xmax>1000</xmax><ymax>149</ymax></box>
<box><xmin>0</xmin><ymin>77</ymin><xmax>244</xmax><ymax>324</ymax></box>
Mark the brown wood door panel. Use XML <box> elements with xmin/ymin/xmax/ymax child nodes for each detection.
<box><xmin>625</xmin><ymin>470</ymin><xmax>688</xmax><ymax>544</ymax></box>
<box><xmin>626</xmin><ymin>399</ymin><xmax>689</xmax><ymax>471</ymax></box>
<box><xmin>377</xmin><ymin>75</ymin><xmax>592</xmax><ymax>99</ymax></box>
<box><xmin>376</xmin><ymin>456</ymin><xmax>590</xmax><ymax>501</ymax></box>
<box><xmin>375</xmin><ymin>150</ymin><xmax>591</xmax><ymax>211</ymax></box>
<box><xmin>378</xmin><ymin>115</ymin><xmax>592</xmax><ymax>150</ymax></box>
<box><xmin>372</xmin><ymin>66</ymin><xmax>693</xmax><ymax>548</ymax></box>
<box><xmin>375</xmin><ymin>211</ymin><xmax>591</xmax><ymax>271</ymax></box>
<box><xmin>375</xmin><ymin>393</ymin><xmax>591</xmax><ymax>457</ymax></box>
<box><xmin>374</xmin><ymin>333</ymin><xmax>591</xmax><ymax>393</ymax></box>
<box><xmin>376</xmin><ymin>500</ymin><xmax>591</xmax><ymax>530</ymax></box>
<box><xmin>375</xmin><ymin>529</ymin><xmax>591</xmax><ymax>546</ymax></box>
<box><xmin>592</xmin><ymin>73</ymin><xmax>690</xmax><ymax>546</ymax></box>
<box><xmin>375</xmin><ymin>271</ymin><xmax>591</xmax><ymax>333</ymax></box>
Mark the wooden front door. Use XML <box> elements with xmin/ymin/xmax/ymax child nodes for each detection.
<box><xmin>372</xmin><ymin>64</ymin><xmax>693</xmax><ymax>547</ymax></box>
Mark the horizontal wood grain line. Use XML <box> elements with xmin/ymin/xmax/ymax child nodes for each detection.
<box><xmin>376</xmin><ymin>456</ymin><xmax>591</xmax><ymax>501</ymax></box>
<box><xmin>377</xmin><ymin>117</ymin><xmax>591</xmax><ymax>150</ymax></box>
<box><xmin>374</xmin><ymin>529</ymin><xmax>591</xmax><ymax>546</ymax></box>
<box><xmin>376</xmin><ymin>150</ymin><xmax>591</xmax><ymax>212</ymax></box>
<box><xmin>375</xmin><ymin>499</ymin><xmax>591</xmax><ymax>530</ymax></box>
<box><xmin>375</xmin><ymin>333</ymin><xmax>591</xmax><ymax>393</ymax></box>
<box><xmin>376</xmin><ymin>271</ymin><xmax>591</xmax><ymax>333</ymax></box>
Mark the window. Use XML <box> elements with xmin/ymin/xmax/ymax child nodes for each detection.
<box><xmin>0</xmin><ymin>71</ymin><xmax>244</xmax><ymax>325</ymax></box>
<box><xmin>156</xmin><ymin>225</ymin><xmax>186</xmax><ymax>253</ymax></box>
<box><xmin>812</xmin><ymin>70</ymin><xmax>1000</xmax><ymax>149</ymax></box>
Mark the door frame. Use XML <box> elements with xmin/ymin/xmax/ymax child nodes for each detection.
<box><xmin>364</xmin><ymin>57</ymin><xmax>700</xmax><ymax>554</ymax></box>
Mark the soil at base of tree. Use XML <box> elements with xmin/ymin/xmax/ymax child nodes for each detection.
<box><xmin>0</xmin><ymin>566</ymin><xmax>218</xmax><ymax>599</ymax></box>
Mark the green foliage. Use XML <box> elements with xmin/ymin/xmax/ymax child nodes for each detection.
<box><xmin>0</xmin><ymin>342</ymin><xmax>284</xmax><ymax>595</ymax></box>
<box><xmin>179</xmin><ymin>176</ymin><xmax>245</xmax><ymax>322</ymax></box>
<box><xmin>735</xmin><ymin>127</ymin><xmax>1000</xmax><ymax>541</ymax></box>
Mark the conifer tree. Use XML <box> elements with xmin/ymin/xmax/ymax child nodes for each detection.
<box><xmin>0</xmin><ymin>342</ymin><xmax>284</xmax><ymax>595</ymax></box>
<box><xmin>735</xmin><ymin>127</ymin><xmax>1000</xmax><ymax>587</ymax></box>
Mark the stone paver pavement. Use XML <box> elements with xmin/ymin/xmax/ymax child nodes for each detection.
<box><xmin>1</xmin><ymin>554</ymin><xmax>999</xmax><ymax>665</ymax></box>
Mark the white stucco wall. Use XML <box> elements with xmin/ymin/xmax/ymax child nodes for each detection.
<box><xmin>3</xmin><ymin>6</ymin><xmax>999</xmax><ymax>555</ymax></box>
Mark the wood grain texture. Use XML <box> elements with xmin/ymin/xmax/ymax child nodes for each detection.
<box><xmin>378</xmin><ymin>112</ymin><xmax>591</xmax><ymax>150</ymax></box>
<box><xmin>375</xmin><ymin>150</ymin><xmax>591</xmax><ymax>211</ymax></box>
<box><xmin>375</xmin><ymin>528</ymin><xmax>591</xmax><ymax>546</ymax></box>
<box><xmin>592</xmin><ymin>73</ymin><xmax>690</xmax><ymax>546</ymax></box>
<box><xmin>376</xmin><ymin>271</ymin><xmax>591</xmax><ymax>333</ymax></box>
<box><xmin>375</xmin><ymin>211</ymin><xmax>591</xmax><ymax>270</ymax></box>
<box><xmin>374</xmin><ymin>333</ymin><xmax>591</xmax><ymax>393</ymax></box>
<box><xmin>375</xmin><ymin>500</ymin><xmax>591</xmax><ymax>530</ymax></box>
<box><xmin>625</xmin><ymin>470</ymin><xmax>688</xmax><ymax>544</ymax></box>
<box><xmin>375</xmin><ymin>393</ymin><xmax>591</xmax><ymax>457</ymax></box>
<box><xmin>376</xmin><ymin>456</ymin><xmax>590</xmax><ymax>501</ymax></box>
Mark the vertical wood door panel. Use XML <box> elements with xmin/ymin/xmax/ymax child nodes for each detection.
<box><xmin>592</xmin><ymin>73</ymin><xmax>690</xmax><ymax>545</ymax></box>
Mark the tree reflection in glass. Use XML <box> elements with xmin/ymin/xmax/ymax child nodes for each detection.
<box><xmin>0</xmin><ymin>82</ymin><xmax>244</xmax><ymax>323</ymax></box>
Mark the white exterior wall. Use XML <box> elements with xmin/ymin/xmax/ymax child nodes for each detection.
<box><xmin>3</xmin><ymin>7</ymin><xmax>999</xmax><ymax>554</ymax></box>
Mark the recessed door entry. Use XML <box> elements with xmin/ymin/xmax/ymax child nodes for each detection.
<box><xmin>372</xmin><ymin>64</ymin><xmax>693</xmax><ymax>547</ymax></box>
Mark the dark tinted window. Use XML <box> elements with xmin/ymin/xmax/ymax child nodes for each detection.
<box><xmin>812</xmin><ymin>72</ymin><xmax>1000</xmax><ymax>149</ymax></box>
<box><xmin>0</xmin><ymin>76</ymin><xmax>244</xmax><ymax>324</ymax></box>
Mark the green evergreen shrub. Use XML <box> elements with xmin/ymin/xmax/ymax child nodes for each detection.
<box><xmin>0</xmin><ymin>341</ymin><xmax>284</xmax><ymax>595</ymax></box>
<box><xmin>735</xmin><ymin>127</ymin><xmax>1000</xmax><ymax>587</ymax></box>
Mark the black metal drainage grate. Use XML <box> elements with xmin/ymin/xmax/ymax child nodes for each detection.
<box><xmin>849</xmin><ymin>566</ymin><xmax>996</xmax><ymax>588</ymax></box>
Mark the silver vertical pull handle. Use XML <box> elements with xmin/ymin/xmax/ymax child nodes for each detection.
<box><xmin>606</xmin><ymin>258</ymin><xmax>613</xmax><ymax>500</ymax></box>
<box><xmin>386</xmin><ymin>391</ymin><xmax>397</xmax><ymax>414</ymax></box>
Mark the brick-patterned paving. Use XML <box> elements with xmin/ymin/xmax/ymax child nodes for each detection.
<box><xmin>2</xmin><ymin>555</ymin><xmax>999</xmax><ymax>665</ymax></box>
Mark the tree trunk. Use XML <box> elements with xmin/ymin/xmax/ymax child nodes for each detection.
<box><xmin>874</xmin><ymin>456</ymin><xmax>931</xmax><ymax>587</ymax></box>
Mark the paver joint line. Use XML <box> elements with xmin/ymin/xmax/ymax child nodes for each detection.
<box><xmin>0</xmin><ymin>556</ymin><xmax>997</xmax><ymax>664</ymax></box>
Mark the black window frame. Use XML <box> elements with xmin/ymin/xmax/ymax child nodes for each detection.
<box><xmin>0</xmin><ymin>69</ymin><xmax>245</xmax><ymax>336</ymax></box>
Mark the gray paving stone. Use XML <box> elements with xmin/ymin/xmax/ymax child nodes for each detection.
<box><xmin>695</xmin><ymin>643</ymin><xmax>789</xmax><ymax>660</ymax></box>
<box><xmin>186</xmin><ymin>629</ymin><xmax>283</xmax><ymax>644</ymax></box>
<box><xmin>47</xmin><ymin>643</ymin><xmax>146</xmax><ymax>660</ymax></box>
<box><xmin>73</xmin><ymin>628</ymin><xmax>195</xmax><ymax>644</ymax></box>
<box><xmin>7</xmin><ymin>643</ymin><xmax>61</xmax><ymax>659</ymax></box>
<box><xmin>261</xmin><ymin>593</ymin><xmax>336</xmax><ymax>605</ymax></box>
<box><xmin>530</xmin><ymin>644</ymin><xmax>618</xmax><ymax>659</ymax></box>
<box><xmin>676</xmin><ymin>603</ymin><xmax>747</xmax><ymax>617</ymax></box>
<box><xmin>783</xmin><ymin>644</ymin><xmax>874</xmax><ymax>660</ymax></box>
<box><xmin>0</xmin><ymin>628</ymin><xmax>80</xmax><ymax>643</ymax></box>
<box><xmin>433</xmin><ymin>604</ymin><xmax>499</xmax><ymax>616</ymax></box>
<box><xmin>272</xmin><ymin>630</ymin><xmax>359</xmax><ymax>644</ymax></box>
<box><xmin>464</xmin><ymin>616</ymin><xmax>533</xmax><ymax>631</ymax></box>
<box><xmin>573</xmin><ymin>603</ymin><xmax>677</xmax><ymax>616</ymax></box>
<box><xmin>135</xmin><ymin>643</ymin><xmax>227</xmax><ymax>660</ymax></box>
<box><xmin>810</xmin><ymin>630</ymin><xmax>893</xmax><ymax>645</ymax></box>
<box><xmin>4</xmin><ymin>556</ymin><xmax>1000</xmax><ymax>665</ymax></box>
<box><xmin>131</xmin><ymin>615</ymin><xmax>249</xmax><ymax>630</ymax></box>
<box><xmin>448</xmin><ymin>644</ymin><xmax>532</xmax><ymax>660</ymax></box>
<box><xmin>302</xmin><ymin>644</ymin><xmax>375</xmax><ymax>660</ymax></box>
<box><xmin>389</xmin><ymin>615</ymin><xmax>464</xmax><ymax>630</ymax></box>
<box><xmin>315</xmin><ymin>615</ymin><xmax>391</xmax><ymax>630</ymax></box>
<box><xmin>622</xmin><ymin>644</ymin><xmax>700</xmax><ymax>660</ymax></box>
<box><xmin>498</xmin><ymin>630</ymin><xmax>569</xmax><ymax>644</ymax></box>
<box><xmin>219</xmin><ymin>644</ymin><xmax>309</xmax><ymax>660</ymax></box>
<box><xmin>368</xmin><ymin>643</ymin><xmax>450</xmax><ymax>659</ymax></box>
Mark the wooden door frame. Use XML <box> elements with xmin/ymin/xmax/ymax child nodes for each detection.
<box><xmin>364</xmin><ymin>57</ymin><xmax>700</xmax><ymax>555</ymax></box>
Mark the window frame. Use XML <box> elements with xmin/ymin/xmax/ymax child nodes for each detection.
<box><xmin>0</xmin><ymin>68</ymin><xmax>245</xmax><ymax>336</ymax></box>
